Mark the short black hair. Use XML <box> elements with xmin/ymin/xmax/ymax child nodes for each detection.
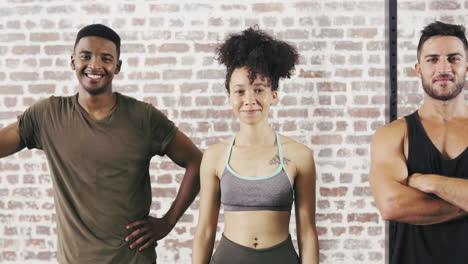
<box><xmin>74</xmin><ymin>24</ymin><xmax>121</xmax><ymax>58</ymax></box>
<box><xmin>417</xmin><ymin>21</ymin><xmax>468</xmax><ymax>61</ymax></box>
<box><xmin>217</xmin><ymin>26</ymin><xmax>299</xmax><ymax>92</ymax></box>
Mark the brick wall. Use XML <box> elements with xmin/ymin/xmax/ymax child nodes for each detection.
<box><xmin>0</xmin><ymin>1</ymin><xmax>386</xmax><ymax>263</ymax></box>
<box><xmin>397</xmin><ymin>0</ymin><xmax>468</xmax><ymax>118</ymax></box>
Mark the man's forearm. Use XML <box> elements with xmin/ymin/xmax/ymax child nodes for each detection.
<box><xmin>381</xmin><ymin>179</ymin><xmax>466</xmax><ymax>225</ymax></box>
<box><xmin>392</xmin><ymin>192</ymin><xmax>465</xmax><ymax>225</ymax></box>
<box><xmin>411</xmin><ymin>173</ymin><xmax>468</xmax><ymax>212</ymax></box>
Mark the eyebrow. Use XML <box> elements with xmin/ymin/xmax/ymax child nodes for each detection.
<box><xmin>78</xmin><ymin>50</ymin><xmax>114</xmax><ymax>58</ymax></box>
<box><xmin>424</xmin><ymin>52</ymin><xmax>463</xmax><ymax>58</ymax></box>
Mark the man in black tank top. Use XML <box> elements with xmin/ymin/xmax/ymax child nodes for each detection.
<box><xmin>370</xmin><ymin>21</ymin><xmax>468</xmax><ymax>264</ymax></box>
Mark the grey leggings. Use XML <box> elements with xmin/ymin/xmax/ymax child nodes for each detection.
<box><xmin>210</xmin><ymin>234</ymin><xmax>300</xmax><ymax>264</ymax></box>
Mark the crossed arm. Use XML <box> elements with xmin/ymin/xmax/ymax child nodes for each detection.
<box><xmin>369</xmin><ymin>120</ymin><xmax>466</xmax><ymax>225</ymax></box>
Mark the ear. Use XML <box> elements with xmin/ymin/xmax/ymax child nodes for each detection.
<box><xmin>271</xmin><ymin>90</ymin><xmax>279</xmax><ymax>105</ymax></box>
<box><xmin>414</xmin><ymin>63</ymin><xmax>421</xmax><ymax>77</ymax></box>
<box><xmin>70</xmin><ymin>55</ymin><xmax>76</xmax><ymax>70</ymax></box>
<box><xmin>115</xmin><ymin>59</ymin><xmax>122</xmax><ymax>74</ymax></box>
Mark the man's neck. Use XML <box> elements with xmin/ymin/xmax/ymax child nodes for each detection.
<box><xmin>78</xmin><ymin>89</ymin><xmax>116</xmax><ymax>114</ymax></box>
<box><xmin>419</xmin><ymin>94</ymin><xmax>467</xmax><ymax>121</ymax></box>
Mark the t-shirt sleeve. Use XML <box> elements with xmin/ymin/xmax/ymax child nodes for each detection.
<box><xmin>17</xmin><ymin>98</ymin><xmax>49</xmax><ymax>150</ymax></box>
<box><xmin>149</xmin><ymin>105</ymin><xmax>177</xmax><ymax>157</ymax></box>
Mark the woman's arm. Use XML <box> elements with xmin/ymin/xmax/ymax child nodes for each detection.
<box><xmin>294</xmin><ymin>145</ymin><xmax>319</xmax><ymax>264</ymax></box>
<box><xmin>192</xmin><ymin>147</ymin><xmax>222</xmax><ymax>264</ymax></box>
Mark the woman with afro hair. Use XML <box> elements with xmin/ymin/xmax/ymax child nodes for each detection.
<box><xmin>192</xmin><ymin>27</ymin><xmax>319</xmax><ymax>264</ymax></box>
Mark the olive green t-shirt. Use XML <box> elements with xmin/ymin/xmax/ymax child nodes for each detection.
<box><xmin>18</xmin><ymin>92</ymin><xmax>177</xmax><ymax>264</ymax></box>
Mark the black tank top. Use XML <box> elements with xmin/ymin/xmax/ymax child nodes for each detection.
<box><xmin>390</xmin><ymin>112</ymin><xmax>468</xmax><ymax>264</ymax></box>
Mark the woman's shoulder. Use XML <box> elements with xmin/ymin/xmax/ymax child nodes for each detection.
<box><xmin>203</xmin><ymin>136</ymin><xmax>233</xmax><ymax>161</ymax></box>
<box><xmin>278</xmin><ymin>134</ymin><xmax>314</xmax><ymax>161</ymax></box>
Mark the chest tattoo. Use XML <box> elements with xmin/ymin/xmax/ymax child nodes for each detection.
<box><xmin>269</xmin><ymin>154</ymin><xmax>290</xmax><ymax>165</ymax></box>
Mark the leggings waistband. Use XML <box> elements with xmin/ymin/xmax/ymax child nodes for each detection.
<box><xmin>220</xmin><ymin>233</ymin><xmax>293</xmax><ymax>252</ymax></box>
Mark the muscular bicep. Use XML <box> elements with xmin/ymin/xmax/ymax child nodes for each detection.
<box><xmin>369</xmin><ymin>122</ymin><xmax>463</xmax><ymax>224</ymax></box>
<box><xmin>0</xmin><ymin>122</ymin><xmax>25</xmax><ymax>158</ymax></box>
<box><xmin>369</xmin><ymin>124</ymin><xmax>410</xmax><ymax>214</ymax></box>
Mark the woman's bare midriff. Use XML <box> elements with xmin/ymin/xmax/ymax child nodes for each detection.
<box><xmin>223</xmin><ymin>211</ymin><xmax>291</xmax><ymax>249</ymax></box>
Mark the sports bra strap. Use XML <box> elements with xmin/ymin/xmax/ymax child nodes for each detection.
<box><xmin>225</xmin><ymin>132</ymin><xmax>284</xmax><ymax>167</ymax></box>
<box><xmin>224</xmin><ymin>134</ymin><xmax>237</xmax><ymax>167</ymax></box>
<box><xmin>275</xmin><ymin>132</ymin><xmax>285</xmax><ymax>167</ymax></box>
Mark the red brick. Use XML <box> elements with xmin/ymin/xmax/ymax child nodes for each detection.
<box><xmin>335</xmin><ymin>68</ymin><xmax>362</xmax><ymax>78</ymax></box>
<box><xmin>348</xmin><ymin>213</ymin><xmax>379</xmax><ymax>223</ymax></box>
<box><xmin>16</xmin><ymin>5</ymin><xmax>43</xmax><ymax>14</ymax></box>
<box><xmin>145</xmin><ymin>57</ymin><xmax>176</xmax><ymax>65</ymax></box>
<box><xmin>430</xmin><ymin>0</ymin><xmax>460</xmax><ymax>9</ymax></box>
<box><xmin>143</xmin><ymin>84</ymin><xmax>174</xmax><ymax>93</ymax></box>
<box><xmin>398</xmin><ymin>1</ymin><xmax>426</xmax><ymax>10</ymax></box>
<box><xmin>44</xmin><ymin>45</ymin><xmax>71</xmax><ymax>55</ymax></box>
<box><xmin>344</xmin><ymin>239</ymin><xmax>371</xmax><ymax>249</ymax></box>
<box><xmin>2</xmin><ymin>251</ymin><xmax>17</xmax><ymax>261</ymax></box>
<box><xmin>196</xmin><ymin>70</ymin><xmax>224</xmax><ymax>79</ymax></box>
<box><xmin>368</xmin><ymin>226</ymin><xmax>382</xmax><ymax>236</ymax></box>
<box><xmin>369</xmin><ymin>67</ymin><xmax>385</xmax><ymax>77</ymax></box>
<box><xmin>30</xmin><ymin>32</ymin><xmax>59</xmax><ymax>42</ymax></box>
<box><xmin>162</xmin><ymin>70</ymin><xmax>191</xmax><ymax>80</ymax></box>
<box><xmin>12</xmin><ymin>45</ymin><xmax>40</xmax><ymax>55</ymax></box>
<box><xmin>319</xmin><ymin>239</ymin><xmax>340</xmax><ymax>250</ymax></box>
<box><xmin>348</xmin><ymin>55</ymin><xmax>363</xmax><ymax>64</ymax></box>
<box><xmin>277</xmin><ymin>30</ymin><xmax>309</xmax><ymax>39</ymax></box>
<box><xmin>335</xmin><ymin>41</ymin><xmax>362</xmax><ymax>50</ymax></box>
<box><xmin>352</xmin><ymin>81</ymin><xmax>384</xmax><ymax>91</ymax></box>
<box><xmin>317</xmin><ymin>28</ymin><xmax>344</xmax><ymax>38</ymax></box>
<box><xmin>278</xmin><ymin>109</ymin><xmax>307</xmax><ymax>118</ymax></box>
<box><xmin>297</xmin><ymin>17</ymin><xmax>314</xmax><ymax>27</ymax></box>
<box><xmin>313</xmin><ymin>108</ymin><xmax>344</xmax><ymax>117</ymax></box>
<box><xmin>317</xmin><ymin>213</ymin><xmax>343</xmax><ymax>223</ymax></box>
<box><xmin>320</xmin><ymin>187</ymin><xmax>348</xmax><ymax>197</ymax></box>
<box><xmin>348</xmin><ymin>28</ymin><xmax>378</xmax><ymax>38</ymax></box>
<box><xmin>152</xmin><ymin>187</ymin><xmax>177</xmax><ymax>197</ymax></box>
<box><xmin>337</xmin><ymin>148</ymin><xmax>352</xmax><ymax>157</ymax></box>
<box><xmin>159</xmin><ymin>43</ymin><xmax>189</xmax><ymax>52</ymax></box>
<box><xmin>10</xmin><ymin>72</ymin><xmax>38</xmax><ymax>81</ymax></box>
<box><xmin>121</xmin><ymin>43</ymin><xmax>145</xmax><ymax>53</ymax></box>
<box><xmin>81</xmin><ymin>4</ymin><xmax>110</xmax><ymax>14</ymax></box>
<box><xmin>43</xmin><ymin>71</ymin><xmax>73</xmax><ymax>81</ymax></box>
<box><xmin>353</xmin><ymin>186</ymin><xmax>372</xmax><ymax>196</ymax></box>
<box><xmin>348</xmin><ymin>107</ymin><xmax>380</xmax><ymax>118</ymax></box>
<box><xmin>0</xmin><ymin>33</ymin><xmax>26</xmax><ymax>42</ymax></box>
<box><xmin>178</xmin><ymin>96</ymin><xmax>192</xmax><ymax>107</ymax></box>
<box><xmin>317</xmin><ymin>82</ymin><xmax>346</xmax><ymax>92</ymax></box>
<box><xmin>346</xmin><ymin>135</ymin><xmax>372</xmax><ymax>145</ymax></box>
<box><xmin>299</xmin><ymin>69</ymin><xmax>331</xmax><ymax>78</ymax></box>
<box><xmin>4</xmin><ymin>97</ymin><xmax>17</xmax><ymax>107</ymax></box>
<box><xmin>0</xmin><ymin>7</ymin><xmax>14</xmax><ymax>16</ymax></box>
<box><xmin>253</xmin><ymin>3</ymin><xmax>283</xmax><ymax>12</ymax></box>
<box><xmin>332</xmin><ymin>227</ymin><xmax>346</xmax><ymax>236</ymax></box>
<box><xmin>194</xmin><ymin>43</ymin><xmax>217</xmax><ymax>53</ymax></box>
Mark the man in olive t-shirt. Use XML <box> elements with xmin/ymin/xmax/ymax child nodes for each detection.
<box><xmin>0</xmin><ymin>24</ymin><xmax>201</xmax><ymax>264</ymax></box>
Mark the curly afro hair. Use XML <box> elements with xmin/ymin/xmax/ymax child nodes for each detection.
<box><xmin>217</xmin><ymin>27</ymin><xmax>299</xmax><ymax>92</ymax></box>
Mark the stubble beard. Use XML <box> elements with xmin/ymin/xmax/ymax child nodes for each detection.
<box><xmin>421</xmin><ymin>74</ymin><xmax>465</xmax><ymax>101</ymax></box>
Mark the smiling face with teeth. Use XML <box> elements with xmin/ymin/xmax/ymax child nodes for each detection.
<box><xmin>71</xmin><ymin>36</ymin><xmax>122</xmax><ymax>96</ymax></box>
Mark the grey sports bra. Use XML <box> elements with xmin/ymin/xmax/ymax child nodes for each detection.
<box><xmin>220</xmin><ymin>132</ymin><xmax>294</xmax><ymax>211</ymax></box>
